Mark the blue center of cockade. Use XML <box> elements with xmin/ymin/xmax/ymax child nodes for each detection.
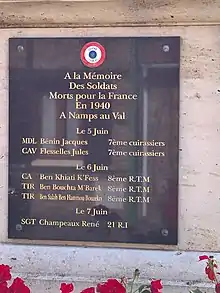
<box><xmin>89</xmin><ymin>50</ymin><xmax>97</xmax><ymax>59</ymax></box>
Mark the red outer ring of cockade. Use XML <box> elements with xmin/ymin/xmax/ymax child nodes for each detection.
<box><xmin>80</xmin><ymin>42</ymin><xmax>106</xmax><ymax>68</ymax></box>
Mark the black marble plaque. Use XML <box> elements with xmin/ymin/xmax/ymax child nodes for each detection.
<box><xmin>8</xmin><ymin>37</ymin><xmax>180</xmax><ymax>245</ymax></box>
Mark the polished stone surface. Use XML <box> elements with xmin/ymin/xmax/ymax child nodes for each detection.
<box><xmin>8</xmin><ymin>37</ymin><xmax>180</xmax><ymax>245</ymax></box>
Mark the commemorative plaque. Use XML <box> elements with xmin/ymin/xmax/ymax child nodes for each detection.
<box><xmin>9</xmin><ymin>37</ymin><xmax>180</xmax><ymax>245</ymax></box>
